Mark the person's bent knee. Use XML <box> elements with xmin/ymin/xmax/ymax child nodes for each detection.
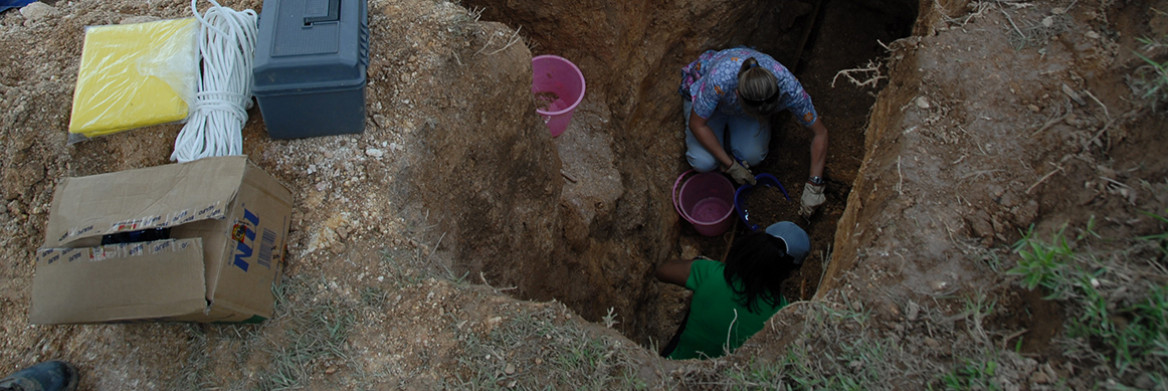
<box><xmin>731</xmin><ymin>142</ymin><xmax>768</xmax><ymax>168</ymax></box>
<box><xmin>687</xmin><ymin>154</ymin><xmax>719</xmax><ymax>173</ymax></box>
<box><xmin>739</xmin><ymin>150</ymin><xmax>767</xmax><ymax>168</ymax></box>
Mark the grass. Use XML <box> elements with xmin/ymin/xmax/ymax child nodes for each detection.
<box><xmin>789</xmin><ymin>306</ymin><xmax>888</xmax><ymax>390</ymax></box>
<box><xmin>167</xmin><ymin>236</ymin><xmax>468</xmax><ymax>390</ymax></box>
<box><xmin>1007</xmin><ymin>214</ymin><xmax>1168</xmax><ymax>385</ymax></box>
<box><xmin>449</xmin><ymin>305</ymin><xmax>647</xmax><ymax>390</ymax></box>
<box><xmin>937</xmin><ymin>359</ymin><xmax>999</xmax><ymax>391</ymax></box>
<box><xmin>254</xmin><ymin>276</ymin><xmax>358</xmax><ymax>390</ymax></box>
<box><xmin>1007</xmin><ymin>225</ymin><xmax>1074</xmax><ymax>295</ymax></box>
<box><xmin>682</xmin><ymin>301</ymin><xmax>933</xmax><ymax>391</ymax></box>
<box><xmin>1139</xmin><ymin>210</ymin><xmax>1168</xmax><ymax>257</ymax></box>
<box><xmin>1129</xmin><ymin>35</ymin><xmax>1168</xmax><ymax>108</ymax></box>
<box><xmin>168</xmin><ymin>275</ymin><xmax>361</xmax><ymax>391</ymax></box>
<box><xmin>380</xmin><ymin>240</ymin><xmax>470</xmax><ymax>288</ymax></box>
<box><xmin>169</xmin><ymin>324</ymin><xmax>215</xmax><ymax>391</ymax></box>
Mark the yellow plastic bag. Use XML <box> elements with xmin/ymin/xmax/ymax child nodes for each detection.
<box><xmin>68</xmin><ymin>18</ymin><xmax>197</xmax><ymax>138</ymax></box>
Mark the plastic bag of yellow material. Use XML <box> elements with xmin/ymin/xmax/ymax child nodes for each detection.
<box><xmin>67</xmin><ymin>18</ymin><xmax>198</xmax><ymax>141</ymax></box>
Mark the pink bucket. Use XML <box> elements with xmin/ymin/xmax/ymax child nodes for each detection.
<box><xmin>531</xmin><ymin>55</ymin><xmax>586</xmax><ymax>137</ymax></box>
<box><xmin>672</xmin><ymin>170</ymin><xmax>735</xmax><ymax>236</ymax></box>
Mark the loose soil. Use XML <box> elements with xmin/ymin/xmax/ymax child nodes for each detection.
<box><xmin>0</xmin><ymin>0</ymin><xmax>1165</xmax><ymax>389</ymax></box>
<box><xmin>741</xmin><ymin>183</ymin><xmax>800</xmax><ymax>232</ymax></box>
<box><xmin>533</xmin><ymin>91</ymin><xmax>559</xmax><ymax>111</ymax></box>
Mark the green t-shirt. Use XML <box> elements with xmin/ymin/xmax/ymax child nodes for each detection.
<box><xmin>667</xmin><ymin>259</ymin><xmax>788</xmax><ymax>360</ymax></box>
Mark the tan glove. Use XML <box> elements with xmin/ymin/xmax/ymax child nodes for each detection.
<box><xmin>799</xmin><ymin>182</ymin><xmax>826</xmax><ymax>217</ymax></box>
<box><xmin>724</xmin><ymin>161</ymin><xmax>756</xmax><ymax>185</ymax></box>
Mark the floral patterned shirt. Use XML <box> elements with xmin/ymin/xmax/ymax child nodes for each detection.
<box><xmin>679</xmin><ymin>47</ymin><xmax>819</xmax><ymax>127</ymax></box>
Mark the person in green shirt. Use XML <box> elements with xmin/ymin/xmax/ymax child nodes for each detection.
<box><xmin>656</xmin><ymin>221</ymin><xmax>810</xmax><ymax>360</ymax></box>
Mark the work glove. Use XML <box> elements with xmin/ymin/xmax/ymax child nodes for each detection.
<box><xmin>799</xmin><ymin>182</ymin><xmax>826</xmax><ymax>217</ymax></box>
<box><xmin>724</xmin><ymin>161</ymin><xmax>756</xmax><ymax>185</ymax></box>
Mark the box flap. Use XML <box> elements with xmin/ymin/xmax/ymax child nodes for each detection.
<box><xmin>43</xmin><ymin>156</ymin><xmax>250</xmax><ymax>248</ymax></box>
<box><xmin>30</xmin><ymin>238</ymin><xmax>207</xmax><ymax>324</ymax></box>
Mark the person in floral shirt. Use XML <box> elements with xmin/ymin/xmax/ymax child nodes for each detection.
<box><xmin>679</xmin><ymin>47</ymin><xmax>829</xmax><ymax>216</ymax></box>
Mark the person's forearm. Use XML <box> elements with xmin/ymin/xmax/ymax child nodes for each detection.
<box><xmin>655</xmin><ymin>258</ymin><xmax>694</xmax><ymax>287</ymax></box>
<box><xmin>690</xmin><ymin>112</ymin><xmax>733</xmax><ymax>169</ymax></box>
<box><xmin>694</xmin><ymin>124</ymin><xmax>732</xmax><ymax>169</ymax></box>
<box><xmin>809</xmin><ymin>119</ymin><xmax>828</xmax><ymax>178</ymax></box>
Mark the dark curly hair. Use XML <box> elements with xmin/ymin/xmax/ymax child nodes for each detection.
<box><xmin>722</xmin><ymin>230</ymin><xmax>801</xmax><ymax>312</ymax></box>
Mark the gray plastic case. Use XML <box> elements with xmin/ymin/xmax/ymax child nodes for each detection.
<box><xmin>252</xmin><ymin>0</ymin><xmax>369</xmax><ymax>139</ymax></box>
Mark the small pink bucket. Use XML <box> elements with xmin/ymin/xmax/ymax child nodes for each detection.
<box><xmin>672</xmin><ymin>170</ymin><xmax>735</xmax><ymax>236</ymax></box>
<box><xmin>531</xmin><ymin>55</ymin><xmax>586</xmax><ymax>137</ymax></box>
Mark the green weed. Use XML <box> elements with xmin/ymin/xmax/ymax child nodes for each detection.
<box><xmin>1007</xmin><ymin>225</ymin><xmax>1074</xmax><ymax>295</ymax></box>
<box><xmin>1009</xmin><ymin>219</ymin><xmax>1168</xmax><ymax>381</ymax></box>
<box><xmin>1129</xmin><ymin>36</ymin><xmax>1168</xmax><ymax>107</ymax></box>
<box><xmin>937</xmin><ymin>359</ymin><xmax>999</xmax><ymax>391</ymax></box>
<box><xmin>1138</xmin><ymin>210</ymin><xmax>1168</xmax><ymax>257</ymax></box>
<box><xmin>1068</xmin><ymin>282</ymin><xmax>1168</xmax><ymax>376</ymax></box>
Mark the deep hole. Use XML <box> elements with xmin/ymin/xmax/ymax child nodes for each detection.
<box><xmin>464</xmin><ymin>0</ymin><xmax>917</xmax><ymax>349</ymax></box>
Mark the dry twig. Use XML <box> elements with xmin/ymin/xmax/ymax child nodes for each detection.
<box><xmin>1082</xmin><ymin>89</ymin><xmax>1111</xmax><ymax>120</ymax></box>
<box><xmin>479</xmin><ymin>271</ymin><xmax>516</xmax><ymax>292</ymax></box>
<box><xmin>1001</xmin><ymin>328</ymin><xmax>1030</xmax><ymax>351</ymax></box>
<box><xmin>1029</xmin><ymin>99</ymin><xmax>1072</xmax><ymax>137</ymax></box>
<box><xmin>1082</xmin><ymin>117</ymin><xmax>1118</xmax><ymax>150</ymax></box>
<box><xmin>997</xmin><ymin>5</ymin><xmax>1026</xmax><ymax>41</ymax></box>
<box><xmin>960</xmin><ymin>169</ymin><xmax>1005</xmax><ymax>180</ymax></box>
<box><xmin>560</xmin><ymin>169</ymin><xmax>578</xmax><ymax>183</ymax></box>
<box><xmin>1026</xmin><ymin>163</ymin><xmax>1065</xmax><ymax>194</ymax></box>
<box><xmin>896</xmin><ymin>155</ymin><xmax>904</xmax><ymax>196</ymax></box>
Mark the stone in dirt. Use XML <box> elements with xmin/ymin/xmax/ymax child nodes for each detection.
<box><xmin>19</xmin><ymin>2</ymin><xmax>56</xmax><ymax>22</ymax></box>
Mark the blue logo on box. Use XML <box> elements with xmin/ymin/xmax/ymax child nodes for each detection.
<box><xmin>232</xmin><ymin>208</ymin><xmax>259</xmax><ymax>272</ymax></box>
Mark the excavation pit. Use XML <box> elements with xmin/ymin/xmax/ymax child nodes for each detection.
<box><xmin>457</xmin><ymin>0</ymin><xmax>919</xmax><ymax>348</ymax></box>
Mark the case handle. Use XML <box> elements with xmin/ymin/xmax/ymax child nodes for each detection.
<box><xmin>303</xmin><ymin>0</ymin><xmax>340</xmax><ymax>24</ymax></box>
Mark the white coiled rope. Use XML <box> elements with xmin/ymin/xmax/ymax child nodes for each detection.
<box><xmin>171</xmin><ymin>0</ymin><xmax>258</xmax><ymax>162</ymax></box>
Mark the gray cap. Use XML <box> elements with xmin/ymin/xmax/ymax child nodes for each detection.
<box><xmin>765</xmin><ymin>221</ymin><xmax>810</xmax><ymax>264</ymax></box>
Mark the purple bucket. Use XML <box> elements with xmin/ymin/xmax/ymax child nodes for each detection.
<box><xmin>672</xmin><ymin>170</ymin><xmax>735</xmax><ymax>236</ymax></box>
<box><xmin>531</xmin><ymin>55</ymin><xmax>586</xmax><ymax>137</ymax></box>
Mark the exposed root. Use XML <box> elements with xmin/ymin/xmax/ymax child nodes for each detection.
<box><xmin>831</xmin><ymin>60</ymin><xmax>886</xmax><ymax>89</ymax></box>
<box><xmin>475</xmin><ymin>26</ymin><xmax>523</xmax><ymax>56</ymax></box>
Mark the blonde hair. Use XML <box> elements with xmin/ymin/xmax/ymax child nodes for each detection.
<box><xmin>737</xmin><ymin>58</ymin><xmax>780</xmax><ymax>118</ymax></box>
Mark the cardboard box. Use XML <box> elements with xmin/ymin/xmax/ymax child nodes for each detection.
<box><xmin>30</xmin><ymin>156</ymin><xmax>293</xmax><ymax>324</ymax></box>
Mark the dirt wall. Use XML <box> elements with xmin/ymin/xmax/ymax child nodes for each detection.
<box><xmin>440</xmin><ymin>0</ymin><xmax>884</xmax><ymax>345</ymax></box>
<box><xmin>820</xmin><ymin>0</ymin><xmax>1168</xmax><ymax>366</ymax></box>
